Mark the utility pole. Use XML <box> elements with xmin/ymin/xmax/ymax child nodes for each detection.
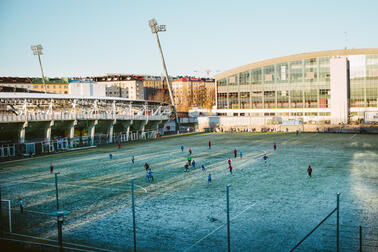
<box><xmin>148</xmin><ymin>18</ymin><xmax>180</xmax><ymax>133</ymax></box>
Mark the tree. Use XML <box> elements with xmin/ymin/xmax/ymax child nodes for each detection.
<box><xmin>205</xmin><ymin>87</ymin><xmax>215</xmax><ymax>109</ymax></box>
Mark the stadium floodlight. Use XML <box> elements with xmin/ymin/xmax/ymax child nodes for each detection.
<box><xmin>31</xmin><ymin>44</ymin><xmax>47</xmax><ymax>94</ymax></box>
<box><xmin>148</xmin><ymin>18</ymin><xmax>180</xmax><ymax>133</ymax></box>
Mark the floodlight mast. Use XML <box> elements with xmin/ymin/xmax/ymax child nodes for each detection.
<box><xmin>31</xmin><ymin>44</ymin><xmax>47</xmax><ymax>94</ymax></box>
<box><xmin>149</xmin><ymin>18</ymin><xmax>180</xmax><ymax>133</ymax></box>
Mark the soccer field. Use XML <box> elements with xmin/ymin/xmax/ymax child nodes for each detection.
<box><xmin>1</xmin><ymin>133</ymin><xmax>377</xmax><ymax>251</ymax></box>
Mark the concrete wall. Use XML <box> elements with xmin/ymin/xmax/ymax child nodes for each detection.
<box><xmin>99</xmin><ymin>80</ymin><xmax>144</xmax><ymax>100</ymax></box>
<box><xmin>69</xmin><ymin>82</ymin><xmax>106</xmax><ymax>97</ymax></box>
<box><xmin>330</xmin><ymin>56</ymin><xmax>349</xmax><ymax>124</ymax></box>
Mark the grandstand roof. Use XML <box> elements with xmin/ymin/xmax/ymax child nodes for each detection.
<box><xmin>215</xmin><ymin>48</ymin><xmax>378</xmax><ymax>80</ymax></box>
<box><xmin>0</xmin><ymin>92</ymin><xmax>168</xmax><ymax>105</ymax></box>
<box><xmin>0</xmin><ymin>77</ymin><xmax>32</xmax><ymax>84</ymax></box>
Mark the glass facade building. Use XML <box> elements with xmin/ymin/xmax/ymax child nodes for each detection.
<box><xmin>215</xmin><ymin>49</ymin><xmax>378</xmax><ymax>124</ymax></box>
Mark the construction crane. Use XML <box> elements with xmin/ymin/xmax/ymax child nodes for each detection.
<box><xmin>192</xmin><ymin>69</ymin><xmax>221</xmax><ymax>78</ymax></box>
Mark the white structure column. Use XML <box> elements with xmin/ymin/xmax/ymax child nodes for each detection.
<box><xmin>140</xmin><ymin>120</ymin><xmax>148</xmax><ymax>139</ymax></box>
<box><xmin>107</xmin><ymin>120</ymin><xmax>116</xmax><ymax>144</ymax></box>
<box><xmin>68</xmin><ymin>120</ymin><xmax>77</xmax><ymax>148</ymax></box>
<box><xmin>330</xmin><ymin>56</ymin><xmax>349</xmax><ymax>124</ymax></box>
<box><xmin>122</xmin><ymin>120</ymin><xmax>133</xmax><ymax>141</ymax></box>
<box><xmin>88</xmin><ymin>120</ymin><xmax>97</xmax><ymax>146</ymax></box>
<box><xmin>19</xmin><ymin>122</ymin><xmax>28</xmax><ymax>143</ymax></box>
<box><xmin>44</xmin><ymin>121</ymin><xmax>54</xmax><ymax>142</ymax></box>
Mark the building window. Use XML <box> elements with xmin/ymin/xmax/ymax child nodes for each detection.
<box><xmin>277</xmin><ymin>91</ymin><xmax>289</xmax><ymax>108</ymax></box>
<box><xmin>251</xmin><ymin>69</ymin><xmax>262</xmax><ymax>85</ymax></box>
<box><xmin>229</xmin><ymin>92</ymin><xmax>239</xmax><ymax>109</ymax></box>
<box><xmin>217</xmin><ymin>93</ymin><xmax>227</xmax><ymax>109</ymax></box>
<box><xmin>251</xmin><ymin>91</ymin><xmax>263</xmax><ymax>108</ymax></box>
<box><xmin>290</xmin><ymin>60</ymin><xmax>303</xmax><ymax>82</ymax></box>
<box><xmin>228</xmin><ymin>75</ymin><xmax>237</xmax><ymax>85</ymax></box>
<box><xmin>263</xmin><ymin>65</ymin><xmax>275</xmax><ymax>83</ymax></box>
<box><xmin>240</xmin><ymin>92</ymin><xmax>250</xmax><ymax>108</ymax></box>
<box><xmin>239</xmin><ymin>71</ymin><xmax>249</xmax><ymax>85</ymax></box>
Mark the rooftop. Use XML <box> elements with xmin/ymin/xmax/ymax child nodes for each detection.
<box><xmin>215</xmin><ymin>48</ymin><xmax>378</xmax><ymax>80</ymax></box>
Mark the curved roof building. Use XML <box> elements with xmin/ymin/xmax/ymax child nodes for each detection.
<box><xmin>214</xmin><ymin>49</ymin><xmax>378</xmax><ymax>124</ymax></box>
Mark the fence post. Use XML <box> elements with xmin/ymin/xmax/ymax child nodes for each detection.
<box><xmin>55</xmin><ymin>173</ymin><xmax>60</xmax><ymax>210</ymax></box>
<box><xmin>227</xmin><ymin>185</ymin><xmax>231</xmax><ymax>252</ymax></box>
<box><xmin>359</xmin><ymin>225</ymin><xmax>362</xmax><ymax>252</ymax></box>
<box><xmin>337</xmin><ymin>192</ymin><xmax>340</xmax><ymax>252</ymax></box>
<box><xmin>8</xmin><ymin>200</ymin><xmax>12</xmax><ymax>233</ymax></box>
<box><xmin>131</xmin><ymin>179</ymin><xmax>136</xmax><ymax>252</ymax></box>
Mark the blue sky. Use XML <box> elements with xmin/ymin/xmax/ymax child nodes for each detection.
<box><xmin>1</xmin><ymin>0</ymin><xmax>378</xmax><ymax>77</ymax></box>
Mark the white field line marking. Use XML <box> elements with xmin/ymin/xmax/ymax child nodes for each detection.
<box><xmin>0</xmin><ymin>135</ymin><xmax>322</xmax><ymax>240</ymax></box>
<box><xmin>24</xmin><ymin>209</ymin><xmax>50</xmax><ymax>215</ymax></box>
<box><xmin>1</xmin><ymin>180</ymin><xmax>147</xmax><ymax>193</ymax></box>
<box><xmin>0</xmin><ymin>237</ymin><xmax>98</xmax><ymax>252</ymax></box>
<box><xmin>39</xmin><ymin>151</ymin><xmax>242</xmax><ymax>238</ymax></box>
<box><xmin>0</xmin><ymin>146</ymin><xmax>100</xmax><ymax>165</ymax></box>
<box><xmin>184</xmin><ymin>202</ymin><xmax>257</xmax><ymax>252</ymax></box>
<box><xmin>7</xmin><ymin>135</ymin><xmax>324</xmax><ymax>240</ymax></box>
<box><xmin>130</xmin><ymin>183</ymin><xmax>147</xmax><ymax>193</ymax></box>
<box><xmin>0</xmin><ymin>237</ymin><xmax>88</xmax><ymax>252</ymax></box>
<box><xmin>3</xmin><ymin>232</ymin><xmax>114</xmax><ymax>252</ymax></box>
<box><xmin>350</xmin><ymin>133</ymin><xmax>357</xmax><ymax>139</ymax></box>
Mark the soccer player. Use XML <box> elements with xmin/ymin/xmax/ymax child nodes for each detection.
<box><xmin>50</xmin><ymin>163</ymin><xmax>54</xmax><ymax>174</ymax></box>
<box><xmin>234</xmin><ymin>149</ymin><xmax>237</xmax><ymax>158</ymax></box>
<box><xmin>185</xmin><ymin>162</ymin><xmax>189</xmax><ymax>172</ymax></box>
<box><xmin>239</xmin><ymin>151</ymin><xmax>243</xmax><ymax>158</ymax></box>
<box><xmin>192</xmin><ymin>160</ymin><xmax>196</xmax><ymax>169</ymax></box>
<box><xmin>208</xmin><ymin>141</ymin><xmax>211</xmax><ymax>149</ymax></box>
<box><xmin>181</xmin><ymin>144</ymin><xmax>184</xmax><ymax>152</ymax></box>
<box><xmin>263</xmin><ymin>154</ymin><xmax>268</xmax><ymax>163</ymax></box>
<box><xmin>117</xmin><ymin>142</ymin><xmax>121</xmax><ymax>149</ymax></box>
<box><xmin>189</xmin><ymin>148</ymin><xmax>192</xmax><ymax>155</ymax></box>
<box><xmin>146</xmin><ymin>171</ymin><xmax>150</xmax><ymax>182</ymax></box>
<box><xmin>19</xmin><ymin>197</ymin><xmax>24</xmax><ymax>214</ymax></box>
<box><xmin>228</xmin><ymin>158</ymin><xmax>231</xmax><ymax>166</ymax></box>
<box><xmin>187</xmin><ymin>155</ymin><xmax>192</xmax><ymax>165</ymax></box>
<box><xmin>144</xmin><ymin>162</ymin><xmax>149</xmax><ymax>171</ymax></box>
<box><xmin>208</xmin><ymin>174</ymin><xmax>212</xmax><ymax>184</ymax></box>
<box><xmin>201</xmin><ymin>164</ymin><xmax>206</xmax><ymax>173</ymax></box>
<box><xmin>308</xmin><ymin>165</ymin><xmax>312</xmax><ymax>178</ymax></box>
<box><xmin>148</xmin><ymin>169</ymin><xmax>154</xmax><ymax>182</ymax></box>
<box><xmin>131</xmin><ymin>156</ymin><xmax>135</xmax><ymax>164</ymax></box>
<box><xmin>109</xmin><ymin>153</ymin><xmax>113</xmax><ymax>159</ymax></box>
<box><xmin>274</xmin><ymin>143</ymin><xmax>277</xmax><ymax>150</ymax></box>
<box><xmin>229</xmin><ymin>164</ymin><xmax>233</xmax><ymax>174</ymax></box>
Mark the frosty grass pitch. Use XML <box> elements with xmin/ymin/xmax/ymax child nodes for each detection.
<box><xmin>1</xmin><ymin>133</ymin><xmax>377</xmax><ymax>251</ymax></box>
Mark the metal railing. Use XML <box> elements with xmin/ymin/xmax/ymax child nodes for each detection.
<box><xmin>0</xmin><ymin>113</ymin><xmax>169</xmax><ymax>123</ymax></box>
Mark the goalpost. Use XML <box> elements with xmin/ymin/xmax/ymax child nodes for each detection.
<box><xmin>1</xmin><ymin>199</ymin><xmax>12</xmax><ymax>232</ymax></box>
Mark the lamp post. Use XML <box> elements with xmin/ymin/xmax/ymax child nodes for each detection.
<box><xmin>31</xmin><ymin>44</ymin><xmax>47</xmax><ymax>94</ymax></box>
<box><xmin>148</xmin><ymin>18</ymin><xmax>180</xmax><ymax>133</ymax></box>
